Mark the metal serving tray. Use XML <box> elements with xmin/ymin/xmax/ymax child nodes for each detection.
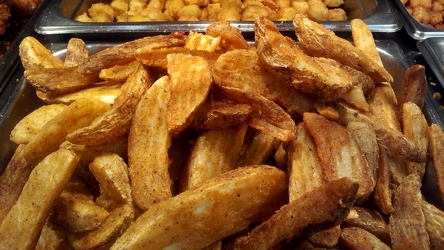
<box><xmin>417</xmin><ymin>38</ymin><xmax>444</xmax><ymax>89</ymax></box>
<box><xmin>392</xmin><ymin>0</ymin><xmax>444</xmax><ymax>40</ymax></box>
<box><xmin>34</xmin><ymin>0</ymin><xmax>401</xmax><ymax>35</ymax></box>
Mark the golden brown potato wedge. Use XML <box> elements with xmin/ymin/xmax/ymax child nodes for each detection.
<box><xmin>216</xmin><ymin>86</ymin><xmax>297</xmax><ymax>141</ymax></box>
<box><xmin>167</xmin><ymin>53</ymin><xmax>212</xmax><ymax>134</ymax></box>
<box><xmin>293</xmin><ymin>14</ymin><xmax>392</xmax><ymax>83</ymax></box>
<box><xmin>67</xmin><ymin>67</ymin><xmax>151</xmax><ymax>146</ymax></box>
<box><xmin>0</xmin><ymin>148</ymin><xmax>79</xmax><ymax>249</ymax></box>
<box><xmin>227</xmin><ymin>177</ymin><xmax>358</xmax><ymax>250</ymax></box>
<box><xmin>255</xmin><ymin>16</ymin><xmax>354</xmax><ymax>102</ymax></box>
<box><xmin>287</xmin><ymin>122</ymin><xmax>324</xmax><ymax>202</ymax></box>
<box><xmin>23</xmin><ymin>98</ymin><xmax>110</xmax><ymax>166</ymax></box>
<box><xmin>99</xmin><ymin>61</ymin><xmax>142</xmax><ymax>82</ymax></box>
<box><xmin>422</xmin><ymin>200</ymin><xmax>444</xmax><ymax>249</ymax></box>
<box><xmin>303</xmin><ymin>112</ymin><xmax>375</xmax><ymax>202</ymax></box>
<box><xmin>185</xmin><ymin>31</ymin><xmax>221</xmax><ymax>51</ymax></box>
<box><xmin>36</xmin><ymin>222</ymin><xmax>69</xmax><ymax>250</ymax></box>
<box><xmin>402</xmin><ymin>102</ymin><xmax>429</xmax><ymax>179</ymax></box>
<box><xmin>343</xmin><ymin>207</ymin><xmax>391</xmax><ymax>244</ymax></box>
<box><xmin>236</xmin><ymin>129</ymin><xmax>280</xmax><ymax>168</ymax></box>
<box><xmin>111</xmin><ymin>166</ymin><xmax>288</xmax><ymax>250</ymax></box>
<box><xmin>128</xmin><ymin>76</ymin><xmax>172</xmax><ymax>211</ymax></box>
<box><xmin>180</xmin><ymin>125</ymin><xmax>248</xmax><ymax>191</ymax></box>
<box><xmin>19</xmin><ymin>36</ymin><xmax>64</xmax><ymax>71</ymax></box>
<box><xmin>389</xmin><ymin>174</ymin><xmax>430</xmax><ymax>250</ymax></box>
<box><xmin>340</xmin><ymin>227</ymin><xmax>391</xmax><ymax>250</ymax></box>
<box><xmin>10</xmin><ymin>104</ymin><xmax>66</xmax><ymax>144</ymax></box>
<box><xmin>398</xmin><ymin>64</ymin><xmax>427</xmax><ymax>111</ymax></box>
<box><xmin>36</xmin><ymin>83</ymin><xmax>122</xmax><ymax>105</ymax></box>
<box><xmin>429</xmin><ymin>123</ymin><xmax>444</xmax><ymax>204</ymax></box>
<box><xmin>374</xmin><ymin>145</ymin><xmax>395</xmax><ymax>215</ymax></box>
<box><xmin>205</xmin><ymin>21</ymin><xmax>251</xmax><ymax>51</ymax></box>
<box><xmin>64</xmin><ymin>38</ymin><xmax>89</xmax><ymax>67</ymax></box>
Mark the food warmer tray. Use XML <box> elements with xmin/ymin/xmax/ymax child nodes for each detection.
<box><xmin>34</xmin><ymin>0</ymin><xmax>401</xmax><ymax>35</ymax></box>
<box><xmin>417</xmin><ymin>38</ymin><xmax>444</xmax><ymax>90</ymax></box>
<box><xmin>391</xmin><ymin>0</ymin><xmax>444</xmax><ymax>40</ymax></box>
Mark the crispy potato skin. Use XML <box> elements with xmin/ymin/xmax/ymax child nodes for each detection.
<box><xmin>111</xmin><ymin>166</ymin><xmax>288</xmax><ymax>250</ymax></box>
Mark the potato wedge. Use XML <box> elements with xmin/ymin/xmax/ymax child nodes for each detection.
<box><xmin>287</xmin><ymin>123</ymin><xmax>324</xmax><ymax>202</ymax></box>
<box><xmin>180</xmin><ymin>125</ymin><xmax>248</xmax><ymax>191</ymax></box>
<box><xmin>398</xmin><ymin>64</ymin><xmax>427</xmax><ymax>110</ymax></box>
<box><xmin>255</xmin><ymin>16</ymin><xmax>354</xmax><ymax>102</ymax></box>
<box><xmin>422</xmin><ymin>200</ymin><xmax>444</xmax><ymax>249</ymax></box>
<box><xmin>191</xmin><ymin>100</ymin><xmax>252</xmax><ymax>129</ymax></box>
<box><xmin>99</xmin><ymin>61</ymin><xmax>142</xmax><ymax>82</ymax></box>
<box><xmin>67</xmin><ymin>67</ymin><xmax>151</xmax><ymax>146</ymax></box>
<box><xmin>111</xmin><ymin>166</ymin><xmax>288</xmax><ymax>250</ymax></box>
<box><xmin>185</xmin><ymin>31</ymin><xmax>221</xmax><ymax>51</ymax></box>
<box><xmin>0</xmin><ymin>148</ymin><xmax>79</xmax><ymax>249</ymax></box>
<box><xmin>19</xmin><ymin>36</ymin><xmax>64</xmax><ymax>71</ymax></box>
<box><xmin>429</xmin><ymin>123</ymin><xmax>444</xmax><ymax>204</ymax></box>
<box><xmin>205</xmin><ymin>21</ymin><xmax>250</xmax><ymax>51</ymax></box>
<box><xmin>64</xmin><ymin>38</ymin><xmax>89</xmax><ymax>67</ymax></box>
<box><xmin>167</xmin><ymin>53</ymin><xmax>212</xmax><ymax>134</ymax></box>
<box><xmin>293</xmin><ymin>14</ymin><xmax>392</xmax><ymax>83</ymax></box>
<box><xmin>340</xmin><ymin>227</ymin><xmax>391</xmax><ymax>250</ymax></box>
<box><xmin>343</xmin><ymin>207</ymin><xmax>391</xmax><ymax>244</ymax></box>
<box><xmin>227</xmin><ymin>177</ymin><xmax>358</xmax><ymax>249</ymax></box>
<box><xmin>23</xmin><ymin>98</ymin><xmax>109</xmax><ymax>166</ymax></box>
<box><xmin>389</xmin><ymin>174</ymin><xmax>430</xmax><ymax>250</ymax></box>
<box><xmin>128</xmin><ymin>76</ymin><xmax>172</xmax><ymax>210</ymax></box>
<box><xmin>10</xmin><ymin>104</ymin><xmax>66</xmax><ymax>144</ymax></box>
<box><xmin>36</xmin><ymin>83</ymin><xmax>122</xmax><ymax>105</ymax></box>
<box><xmin>303</xmin><ymin>112</ymin><xmax>375</xmax><ymax>202</ymax></box>
<box><xmin>402</xmin><ymin>102</ymin><xmax>429</xmax><ymax>179</ymax></box>
<box><xmin>216</xmin><ymin>86</ymin><xmax>297</xmax><ymax>141</ymax></box>
<box><xmin>374</xmin><ymin>145</ymin><xmax>395</xmax><ymax>215</ymax></box>
<box><xmin>236</xmin><ymin>129</ymin><xmax>280</xmax><ymax>168</ymax></box>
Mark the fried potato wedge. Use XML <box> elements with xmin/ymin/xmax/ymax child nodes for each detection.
<box><xmin>36</xmin><ymin>222</ymin><xmax>69</xmax><ymax>250</ymax></box>
<box><xmin>227</xmin><ymin>177</ymin><xmax>358</xmax><ymax>250</ymax></box>
<box><xmin>347</xmin><ymin>121</ymin><xmax>379</xmax><ymax>179</ymax></box>
<box><xmin>429</xmin><ymin>123</ymin><xmax>444</xmax><ymax>204</ymax></box>
<box><xmin>212</xmin><ymin>48</ymin><xmax>315</xmax><ymax>115</ymax></box>
<box><xmin>374</xmin><ymin>145</ymin><xmax>395</xmax><ymax>215</ymax></box>
<box><xmin>0</xmin><ymin>145</ymin><xmax>31</xmax><ymax>222</ymax></box>
<box><xmin>191</xmin><ymin>100</ymin><xmax>252</xmax><ymax>129</ymax></box>
<box><xmin>335</xmin><ymin>102</ymin><xmax>428</xmax><ymax>163</ymax></box>
<box><xmin>111</xmin><ymin>166</ymin><xmax>288</xmax><ymax>250</ymax></box>
<box><xmin>422</xmin><ymin>200</ymin><xmax>444</xmax><ymax>249</ymax></box>
<box><xmin>343</xmin><ymin>207</ymin><xmax>391</xmax><ymax>244</ymax></box>
<box><xmin>69</xmin><ymin>203</ymin><xmax>134</xmax><ymax>250</ymax></box>
<box><xmin>167</xmin><ymin>53</ymin><xmax>212</xmax><ymax>134</ymax></box>
<box><xmin>180</xmin><ymin>125</ymin><xmax>247</xmax><ymax>191</ymax></box>
<box><xmin>67</xmin><ymin>67</ymin><xmax>151</xmax><ymax>146</ymax></box>
<box><xmin>402</xmin><ymin>102</ymin><xmax>429</xmax><ymax>179</ymax></box>
<box><xmin>0</xmin><ymin>148</ymin><xmax>79</xmax><ymax>249</ymax></box>
<box><xmin>23</xmin><ymin>98</ymin><xmax>109</xmax><ymax>166</ymax></box>
<box><xmin>350</xmin><ymin>19</ymin><xmax>382</xmax><ymax>68</ymax></box>
<box><xmin>135</xmin><ymin>47</ymin><xmax>220</xmax><ymax>69</ymax></box>
<box><xmin>64</xmin><ymin>38</ymin><xmax>89</xmax><ymax>67</ymax></box>
<box><xmin>308</xmin><ymin>226</ymin><xmax>341</xmax><ymax>248</ymax></box>
<box><xmin>128</xmin><ymin>76</ymin><xmax>172</xmax><ymax>210</ymax></box>
<box><xmin>19</xmin><ymin>36</ymin><xmax>64</xmax><ymax>71</ymax></box>
<box><xmin>255</xmin><ymin>16</ymin><xmax>354</xmax><ymax>102</ymax></box>
<box><xmin>389</xmin><ymin>174</ymin><xmax>430</xmax><ymax>250</ymax></box>
<box><xmin>340</xmin><ymin>227</ymin><xmax>391</xmax><ymax>250</ymax></box>
<box><xmin>293</xmin><ymin>14</ymin><xmax>392</xmax><ymax>83</ymax></box>
<box><xmin>216</xmin><ymin>86</ymin><xmax>297</xmax><ymax>141</ymax></box>
<box><xmin>205</xmin><ymin>21</ymin><xmax>251</xmax><ymax>51</ymax></box>
<box><xmin>25</xmin><ymin>34</ymin><xmax>186</xmax><ymax>95</ymax></box>
<box><xmin>36</xmin><ymin>83</ymin><xmax>122</xmax><ymax>105</ymax></box>
<box><xmin>185</xmin><ymin>31</ymin><xmax>221</xmax><ymax>51</ymax></box>
<box><xmin>236</xmin><ymin>129</ymin><xmax>280</xmax><ymax>168</ymax></box>
<box><xmin>367</xmin><ymin>86</ymin><xmax>401</xmax><ymax>132</ymax></box>
<box><xmin>303</xmin><ymin>112</ymin><xmax>375</xmax><ymax>202</ymax></box>
<box><xmin>50</xmin><ymin>188</ymin><xmax>110</xmax><ymax>233</ymax></box>
<box><xmin>398</xmin><ymin>64</ymin><xmax>427</xmax><ymax>110</ymax></box>
<box><xmin>89</xmin><ymin>153</ymin><xmax>133</xmax><ymax>205</ymax></box>
<box><xmin>287</xmin><ymin>123</ymin><xmax>324</xmax><ymax>202</ymax></box>
<box><xmin>99</xmin><ymin>61</ymin><xmax>142</xmax><ymax>82</ymax></box>
<box><xmin>10</xmin><ymin>104</ymin><xmax>66</xmax><ymax>144</ymax></box>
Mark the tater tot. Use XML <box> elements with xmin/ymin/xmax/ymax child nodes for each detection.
<box><xmin>184</xmin><ymin>0</ymin><xmax>209</xmax><ymax>7</ymax></box>
<box><xmin>147</xmin><ymin>0</ymin><xmax>166</xmax><ymax>10</ymax></box>
<box><xmin>324</xmin><ymin>0</ymin><xmax>343</xmax><ymax>7</ymax></box>
<box><xmin>328</xmin><ymin>8</ymin><xmax>347</xmax><ymax>20</ymax></box>
<box><xmin>429</xmin><ymin>11</ymin><xmax>443</xmax><ymax>25</ymax></box>
<box><xmin>205</xmin><ymin>3</ymin><xmax>221</xmax><ymax>20</ymax></box>
<box><xmin>165</xmin><ymin>0</ymin><xmax>186</xmax><ymax>19</ymax></box>
<box><xmin>129</xmin><ymin>0</ymin><xmax>148</xmax><ymax>11</ymax></box>
<box><xmin>276</xmin><ymin>0</ymin><xmax>291</xmax><ymax>8</ymax></box>
<box><xmin>412</xmin><ymin>5</ymin><xmax>430</xmax><ymax>24</ymax></box>
<box><xmin>410</xmin><ymin>0</ymin><xmax>432</xmax><ymax>8</ymax></box>
<box><xmin>218</xmin><ymin>0</ymin><xmax>242</xmax><ymax>21</ymax></box>
<box><xmin>75</xmin><ymin>12</ymin><xmax>93</xmax><ymax>22</ymax></box>
<box><xmin>278</xmin><ymin>6</ymin><xmax>297</xmax><ymax>20</ymax></box>
<box><xmin>177</xmin><ymin>4</ymin><xmax>202</xmax><ymax>20</ymax></box>
<box><xmin>291</xmin><ymin>0</ymin><xmax>309</xmax><ymax>15</ymax></box>
<box><xmin>110</xmin><ymin>0</ymin><xmax>130</xmax><ymax>16</ymax></box>
<box><xmin>88</xmin><ymin>3</ymin><xmax>116</xmax><ymax>22</ymax></box>
<box><xmin>241</xmin><ymin>5</ymin><xmax>269</xmax><ymax>20</ymax></box>
<box><xmin>308</xmin><ymin>0</ymin><xmax>329</xmax><ymax>20</ymax></box>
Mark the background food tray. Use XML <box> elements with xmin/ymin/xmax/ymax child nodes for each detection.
<box><xmin>391</xmin><ymin>0</ymin><xmax>444</xmax><ymax>40</ymax></box>
<box><xmin>417</xmin><ymin>38</ymin><xmax>444</xmax><ymax>90</ymax></box>
<box><xmin>34</xmin><ymin>0</ymin><xmax>401</xmax><ymax>35</ymax></box>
